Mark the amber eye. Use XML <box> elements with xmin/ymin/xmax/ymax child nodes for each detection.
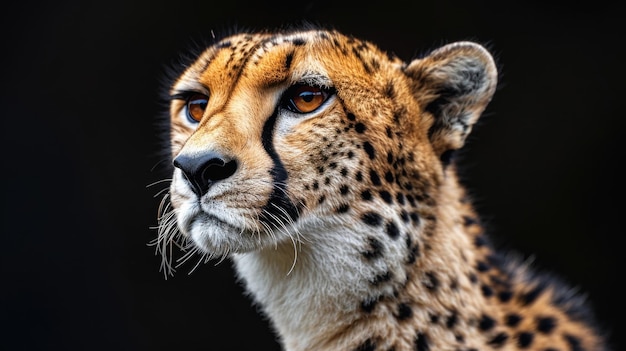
<box><xmin>285</xmin><ymin>85</ymin><xmax>330</xmax><ymax>113</ymax></box>
<box><xmin>186</xmin><ymin>94</ymin><xmax>209</xmax><ymax>123</ymax></box>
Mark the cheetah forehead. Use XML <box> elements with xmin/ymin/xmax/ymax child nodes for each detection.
<box><xmin>171</xmin><ymin>29</ymin><xmax>403</xmax><ymax>94</ymax></box>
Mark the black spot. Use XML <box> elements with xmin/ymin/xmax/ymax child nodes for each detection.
<box><xmin>385</xmin><ymin>81</ymin><xmax>396</xmax><ymax>98</ymax></box>
<box><xmin>355</xmin><ymin>122</ymin><xmax>366</xmax><ymax>133</ymax></box>
<box><xmin>407</xmin><ymin>244</ymin><xmax>420</xmax><ymax>264</ymax></box>
<box><xmin>362</xmin><ymin>212</ymin><xmax>383</xmax><ymax>226</ymax></box>
<box><xmin>387</xmin><ymin>152</ymin><xmax>394</xmax><ymax>164</ymax></box>
<box><xmin>429</xmin><ymin>313</ymin><xmax>440</xmax><ymax>323</ymax></box>
<box><xmin>348</xmin><ymin>151</ymin><xmax>355</xmax><ymax>159</ymax></box>
<box><xmin>498</xmin><ymin>291</ymin><xmax>513</xmax><ymax>303</ymax></box>
<box><xmin>536</xmin><ymin>316</ymin><xmax>557</xmax><ymax>334</ymax></box>
<box><xmin>446</xmin><ymin>311</ymin><xmax>458</xmax><ymax>329</ymax></box>
<box><xmin>379</xmin><ymin>190</ymin><xmax>393</xmax><ymax>204</ymax></box>
<box><xmin>386</xmin><ymin>127</ymin><xmax>393</xmax><ymax>138</ymax></box>
<box><xmin>400</xmin><ymin>210</ymin><xmax>409</xmax><ymax>222</ymax></box>
<box><xmin>469</xmin><ymin>273</ymin><xmax>478</xmax><ymax>284</ymax></box>
<box><xmin>356</xmin><ymin>171</ymin><xmax>363</xmax><ymax>181</ymax></box>
<box><xmin>406</xmin><ymin>194</ymin><xmax>415</xmax><ymax>206</ymax></box>
<box><xmin>440</xmin><ymin>149</ymin><xmax>455</xmax><ymax>167</ymax></box>
<box><xmin>414</xmin><ymin>332</ymin><xmax>430</xmax><ymax>351</ymax></box>
<box><xmin>474</xmin><ymin>235</ymin><xmax>488</xmax><ymax>248</ymax></box>
<box><xmin>517</xmin><ymin>331</ymin><xmax>534</xmax><ymax>348</ymax></box>
<box><xmin>478</xmin><ymin>314</ymin><xmax>496</xmax><ymax>331</ymax></box>
<box><xmin>385</xmin><ymin>221</ymin><xmax>400</xmax><ymax>239</ymax></box>
<box><xmin>329</xmin><ymin>162</ymin><xmax>338</xmax><ymax>169</ymax></box>
<box><xmin>505</xmin><ymin>313</ymin><xmax>522</xmax><ymax>327</ymax></box>
<box><xmin>520</xmin><ymin>283</ymin><xmax>547</xmax><ymax>306</ymax></box>
<box><xmin>396</xmin><ymin>193</ymin><xmax>405</xmax><ymax>205</ymax></box>
<box><xmin>481</xmin><ymin>284</ymin><xmax>494</xmax><ymax>297</ymax></box>
<box><xmin>369</xmin><ymin>169</ymin><xmax>382</xmax><ymax>186</ymax></box>
<box><xmin>336</xmin><ymin>204</ymin><xmax>350</xmax><ymax>213</ymax></box>
<box><xmin>318</xmin><ymin>195</ymin><xmax>326</xmax><ymax>204</ymax></box>
<box><xmin>340</xmin><ymin>185</ymin><xmax>350</xmax><ymax>195</ymax></box>
<box><xmin>363</xmin><ymin>141</ymin><xmax>376</xmax><ymax>159</ymax></box>
<box><xmin>362</xmin><ymin>237</ymin><xmax>384</xmax><ymax>260</ymax></box>
<box><xmin>395</xmin><ymin>303</ymin><xmax>413</xmax><ymax>321</ymax></box>
<box><xmin>361</xmin><ymin>190</ymin><xmax>373</xmax><ymax>201</ymax></box>
<box><xmin>424</xmin><ymin>272</ymin><xmax>439</xmax><ymax>291</ymax></box>
<box><xmin>487</xmin><ymin>332</ymin><xmax>509</xmax><ymax>347</ymax></box>
<box><xmin>449</xmin><ymin>278</ymin><xmax>459</xmax><ymax>290</ymax></box>
<box><xmin>284</xmin><ymin>51</ymin><xmax>294</xmax><ymax>70</ymax></box>
<box><xmin>347</xmin><ymin>112</ymin><xmax>356</xmax><ymax>121</ymax></box>
<box><xmin>476</xmin><ymin>261</ymin><xmax>490</xmax><ymax>272</ymax></box>
<box><xmin>291</xmin><ymin>38</ymin><xmax>306</xmax><ymax>46</ymax></box>
<box><xmin>463</xmin><ymin>215</ymin><xmax>477</xmax><ymax>226</ymax></box>
<box><xmin>564</xmin><ymin>334</ymin><xmax>584</xmax><ymax>351</ymax></box>
<box><xmin>340</xmin><ymin>167</ymin><xmax>349</xmax><ymax>177</ymax></box>
<box><xmin>384</xmin><ymin>171</ymin><xmax>394</xmax><ymax>183</ymax></box>
<box><xmin>370</xmin><ymin>271</ymin><xmax>392</xmax><ymax>286</ymax></box>
<box><xmin>355</xmin><ymin>338</ymin><xmax>376</xmax><ymax>351</ymax></box>
<box><xmin>361</xmin><ymin>295</ymin><xmax>381</xmax><ymax>313</ymax></box>
<box><xmin>324</xmin><ymin>177</ymin><xmax>331</xmax><ymax>185</ymax></box>
<box><xmin>409</xmin><ymin>212</ymin><xmax>420</xmax><ymax>224</ymax></box>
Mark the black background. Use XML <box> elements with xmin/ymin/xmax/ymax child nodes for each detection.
<box><xmin>2</xmin><ymin>1</ymin><xmax>623</xmax><ymax>350</ymax></box>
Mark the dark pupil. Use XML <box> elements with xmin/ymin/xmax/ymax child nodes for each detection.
<box><xmin>191</xmin><ymin>99</ymin><xmax>207</xmax><ymax>109</ymax></box>
<box><xmin>300</xmin><ymin>92</ymin><xmax>317</xmax><ymax>102</ymax></box>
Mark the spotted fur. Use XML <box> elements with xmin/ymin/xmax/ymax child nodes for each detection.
<box><xmin>155</xmin><ymin>27</ymin><xmax>608</xmax><ymax>351</ymax></box>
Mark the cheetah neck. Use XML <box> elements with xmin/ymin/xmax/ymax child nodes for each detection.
<box><xmin>233</xmin><ymin>172</ymin><xmax>491</xmax><ymax>351</ymax></box>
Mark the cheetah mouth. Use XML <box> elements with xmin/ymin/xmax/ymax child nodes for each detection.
<box><xmin>182</xmin><ymin>211</ymin><xmax>264</xmax><ymax>255</ymax></box>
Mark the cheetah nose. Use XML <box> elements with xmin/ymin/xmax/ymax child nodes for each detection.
<box><xmin>173</xmin><ymin>152</ymin><xmax>238</xmax><ymax>196</ymax></box>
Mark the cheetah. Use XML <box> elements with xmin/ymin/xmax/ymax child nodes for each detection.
<box><xmin>154</xmin><ymin>26</ymin><xmax>609</xmax><ymax>350</ymax></box>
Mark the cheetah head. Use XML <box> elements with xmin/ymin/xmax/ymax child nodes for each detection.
<box><xmin>156</xmin><ymin>29</ymin><xmax>497</xmax><ymax>273</ymax></box>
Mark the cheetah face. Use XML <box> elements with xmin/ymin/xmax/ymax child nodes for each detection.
<box><xmin>168</xmin><ymin>73</ymin><xmax>340</xmax><ymax>257</ymax></box>
<box><xmin>164</xmin><ymin>32</ymin><xmax>349</xmax><ymax>259</ymax></box>
<box><xmin>158</xmin><ymin>29</ymin><xmax>496</xmax><ymax>268</ymax></box>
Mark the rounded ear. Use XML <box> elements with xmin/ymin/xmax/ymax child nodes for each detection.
<box><xmin>404</xmin><ymin>42</ymin><xmax>498</xmax><ymax>159</ymax></box>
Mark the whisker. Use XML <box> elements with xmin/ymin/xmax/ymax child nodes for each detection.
<box><xmin>150</xmin><ymin>158</ymin><xmax>172</xmax><ymax>172</ymax></box>
<box><xmin>146</xmin><ymin>178</ymin><xmax>172</xmax><ymax>188</ymax></box>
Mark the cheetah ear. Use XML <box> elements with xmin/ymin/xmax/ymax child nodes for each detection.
<box><xmin>404</xmin><ymin>42</ymin><xmax>498</xmax><ymax>162</ymax></box>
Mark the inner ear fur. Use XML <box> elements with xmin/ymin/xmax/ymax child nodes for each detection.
<box><xmin>404</xmin><ymin>42</ymin><xmax>498</xmax><ymax>159</ymax></box>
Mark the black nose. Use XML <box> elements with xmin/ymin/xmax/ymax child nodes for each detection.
<box><xmin>172</xmin><ymin>153</ymin><xmax>238</xmax><ymax>196</ymax></box>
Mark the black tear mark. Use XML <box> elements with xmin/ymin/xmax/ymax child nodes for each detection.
<box><xmin>259</xmin><ymin>110</ymin><xmax>299</xmax><ymax>227</ymax></box>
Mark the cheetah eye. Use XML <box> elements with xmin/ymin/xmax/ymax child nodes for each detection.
<box><xmin>283</xmin><ymin>85</ymin><xmax>332</xmax><ymax>114</ymax></box>
<box><xmin>185</xmin><ymin>93</ymin><xmax>209</xmax><ymax>123</ymax></box>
